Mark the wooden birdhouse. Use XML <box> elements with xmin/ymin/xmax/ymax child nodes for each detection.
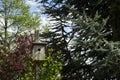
<box><xmin>32</xmin><ymin>42</ymin><xmax>47</xmax><ymax>61</ymax></box>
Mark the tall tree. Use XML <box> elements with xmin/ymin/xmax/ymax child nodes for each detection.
<box><xmin>39</xmin><ymin>0</ymin><xmax>120</xmax><ymax>41</ymax></box>
<box><xmin>38</xmin><ymin>0</ymin><xmax>120</xmax><ymax>79</ymax></box>
<box><xmin>0</xmin><ymin>0</ymin><xmax>40</xmax><ymax>79</ymax></box>
<box><xmin>39</xmin><ymin>1</ymin><xmax>72</xmax><ymax>62</ymax></box>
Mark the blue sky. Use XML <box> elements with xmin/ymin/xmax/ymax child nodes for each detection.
<box><xmin>26</xmin><ymin>0</ymin><xmax>49</xmax><ymax>26</ymax></box>
<box><xmin>26</xmin><ymin>0</ymin><xmax>71</xmax><ymax>32</ymax></box>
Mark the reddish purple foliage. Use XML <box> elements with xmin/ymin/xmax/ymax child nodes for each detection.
<box><xmin>0</xmin><ymin>33</ymin><xmax>34</xmax><ymax>80</ymax></box>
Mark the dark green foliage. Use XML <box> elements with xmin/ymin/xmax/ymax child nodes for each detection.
<box><xmin>39</xmin><ymin>0</ymin><xmax>120</xmax><ymax>41</ymax></box>
<box><xmin>38</xmin><ymin>0</ymin><xmax>120</xmax><ymax>79</ymax></box>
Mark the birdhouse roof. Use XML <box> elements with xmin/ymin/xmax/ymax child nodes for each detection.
<box><xmin>32</xmin><ymin>42</ymin><xmax>47</xmax><ymax>46</ymax></box>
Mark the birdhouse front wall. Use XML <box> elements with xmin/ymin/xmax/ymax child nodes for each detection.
<box><xmin>32</xmin><ymin>45</ymin><xmax>46</xmax><ymax>61</ymax></box>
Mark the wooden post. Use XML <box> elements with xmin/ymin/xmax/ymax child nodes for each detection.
<box><xmin>33</xmin><ymin>30</ymin><xmax>46</xmax><ymax>80</ymax></box>
<box><xmin>34</xmin><ymin>30</ymin><xmax>39</xmax><ymax>80</ymax></box>
<box><xmin>34</xmin><ymin>62</ymin><xmax>39</xmax><ymax>80</ymax></box>
<box><xmin>35</xmin><ymin>30</ymin><xmax>39</xmax><ymax>42</ymax></box>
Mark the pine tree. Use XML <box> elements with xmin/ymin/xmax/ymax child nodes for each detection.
<box><xmin>39</xmin><ymin>1</ymin><xmax>73</xmax><ymax>61</ymax></box>
<box><xmin>38</xmin><ymin>0</ymin><xmax>120</xmax><ymax>79</ymax></box>
<box><xmin>39</xmin><ymin>0</ymin><xmax>120</xmax><ymax>41</ymax></box>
